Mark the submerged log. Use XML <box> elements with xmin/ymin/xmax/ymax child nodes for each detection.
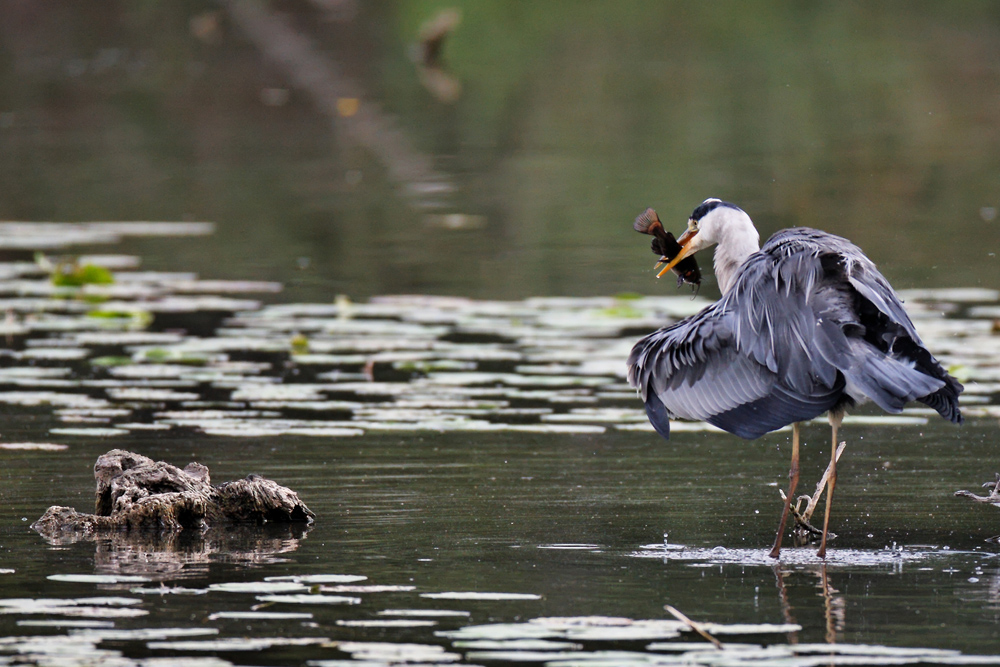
<box><xmin>32</xmin><ymin>450</ymin><xmax>314</xmax><ymax>540</ymax></box>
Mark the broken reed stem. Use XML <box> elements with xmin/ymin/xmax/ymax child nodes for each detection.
<box><xmin>800</xmin><ymin>441</ymin><xmax>846</xmax><ymax>521</ymax></box>
<box><xmin>778</xmin><ymin>441</ymin><xmax>846</xmax><ymax>523</ymax></box>
<box><xmin>664</xmin><ymin>604</ymin><xmax>724</xmax><ymax>650</ymax></box>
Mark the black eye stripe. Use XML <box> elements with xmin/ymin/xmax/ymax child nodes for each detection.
<box><xmin>690</xmin><ymin>199</ymin><xmax>741</xmax><ymax>221</ymax></box>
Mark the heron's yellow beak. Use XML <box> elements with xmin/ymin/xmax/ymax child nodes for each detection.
<box><xmin>655</xmin><ymin>224</ymin><xmax>699</xmax><ymax>278</ymax></box>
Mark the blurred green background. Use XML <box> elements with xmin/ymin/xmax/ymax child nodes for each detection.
<box><xmin>1</xmin><ymin>0</ymin><xmax>999</xmax><ymax>300</ymax></box>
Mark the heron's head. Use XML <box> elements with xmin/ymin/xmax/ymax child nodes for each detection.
<box><xmin>656</xmin><ymin>198</ymin><xmax>758</xmax><ymax>278</ymax></box>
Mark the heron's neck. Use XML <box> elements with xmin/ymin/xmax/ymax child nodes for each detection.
<box><xmin>714</xmin><ymin>225</ymin><xmax>760</xmax><ymax>295</ymax></box>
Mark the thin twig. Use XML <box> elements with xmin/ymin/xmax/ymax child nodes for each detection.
<box><xmin>955</xmin><ymin>472</ymin><xmax>1000</xmax><ymax>504</ymax></box>
<box><xmin>664</xmin><ymin>605</ymin><xmax>724</xmax><ymax>650</ymax></box>
<box><xmin>799</xmin><ymin>441</ymin><xmax>846</xmax><ymax>523</ymax></box>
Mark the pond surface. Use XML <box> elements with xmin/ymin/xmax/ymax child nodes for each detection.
<box><xmin>3</xmin><ymin>2</ymin><xmax>1000</xmax><ymax>664</ymax></box>
<box><xmin>0</xmin><ymin>225</ymin><xmax>997</xmax><ymax>664</ymax></box>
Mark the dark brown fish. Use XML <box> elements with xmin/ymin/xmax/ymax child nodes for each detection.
<box><xmin>633</xmin><ymin>207</ymin><xmax>701</xmax><ymax>289</ymax></box>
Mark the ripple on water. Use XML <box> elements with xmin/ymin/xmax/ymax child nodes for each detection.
<box><xmin>631</xmin><ymin>544</ymin><xmax>997</xmax><ymax>568</ymax></box>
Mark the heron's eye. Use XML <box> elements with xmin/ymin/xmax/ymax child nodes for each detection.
<box><xmin>688</xmin><ymin>219</ymin><xmax>699</xmax><ymax>232</ymax></box>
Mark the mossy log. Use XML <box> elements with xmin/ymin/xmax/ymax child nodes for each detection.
<box><xmin>32</xmin><ymin>450</ymin><xmax>314</xmax><ymax>540</ymax></box>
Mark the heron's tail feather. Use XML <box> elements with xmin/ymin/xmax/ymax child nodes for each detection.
<box><xmin>841</xmin><ymin>340</ymin><xmax>945</xmax><ymax>415</ymax></box>
<box><xmin>890</xmin><ymin>338</ymin><xmax>964</xmax><ymax>424</ymax></box>
<box><xmin>919</xmin><ymin>386</ymin><xmax>963</xmax><ymax>424</ymax></box>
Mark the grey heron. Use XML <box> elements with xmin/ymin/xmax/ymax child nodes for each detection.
<box><xmin>627</xmin><ymin>199</ymin><xmax>963</xmax><ymax>558</ymax></box>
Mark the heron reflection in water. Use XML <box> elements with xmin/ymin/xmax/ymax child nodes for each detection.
<box><xmin>628</xmin><ymin>199</ymin><xmax>963</xmax><ymax>558</ymax></box>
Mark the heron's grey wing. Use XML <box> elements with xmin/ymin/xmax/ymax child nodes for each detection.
<box><xmin>730</xmin><ymin>242</ymin><xmax>946</xmax><ymax>416</ymax></box>
<box><xmin>728</xmin><ymin>249</ymin><xmax>842</xmax><ymax>394</ymax></box>
<box><xmin>628</xmin><ymin>302</ymin><xmax>842</xmax><ymax>440</ymax></box>
<box><xmin>845</xmin><ymin>259</ymin><xmax>923</xmax><ymax>343</ymax></box>
<box><xmin>843</xmin><ymin>251</ymin><xmax>963</xmax><ymax>422</ymax></box>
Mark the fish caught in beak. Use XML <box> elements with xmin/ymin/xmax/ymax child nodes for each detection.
<box><xmin>655</xmin><ymin>223</ymin><xmax>699</xmax><ymax>279</ymax></box>
<box><xmin>633</xmin><ymin>209</ymin><xmax>701</xmax><ymax>289</ymax></box>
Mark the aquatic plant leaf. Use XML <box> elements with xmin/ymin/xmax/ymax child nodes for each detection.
<box><xmin>90</xmin><ymin>356</ymin><xmax>135</xmax><ymax>367</ymax></box>
<box><xmin>49</xmin><ymin>427</ymin><xmax>129</xmax><ymax>437</ymax></box>
<box><xmin>330</xmin><ymin>641</ymin><xmax>461</xmax><ymax>663</ymax></box>
<box><xmin>335</xmin><ymin>619</ymin><xmax>437</xmax><ymax>627</ymax></box>
<box><xmin>68</xmin><ymin>627</ymin><xmax>219</xmax><ymax>640</ymax></box>
<box><xmin>378</xmin><ymin>609</ymin><xmax>471</xmax><ymax>617</ymax></box>
<box><xmin>420</xmin><ymin>592</ymin><xmax>542</xmax><ymax>601</ymax></box>
<box><xmin>0</xmin><ymin>443</ymin><xmax>68</xmax><ymax>451</ymax></box>
<box><xmin>52</xmin><ymin>263</ymin><xmax>114</xmax><ymax>287</ymax></box>
<box><xmin>464</xmin><ymin>649</ymin><xmax>651</xmax><ymax>663</ymax></box>
<box><xmin>130</xmin><ymin>586</ymin><xmax>208</xmax><ymax>596</ymax></box>
<box><xmin>148</xmin><ymin>637</ymin><xmax>329</xmax><ymax>651</ymax></box>
<box><xmin>256</xmin><ymin>594</ymin><xmax>362</xmax><ymax>605</ymax></box>
<box><xmin>16</xmin><ymin>619</ymin><xmax>116</xmax><ymax>628</ymax></box>
<box><xmin>264</xmin><ymin>574</ymin><xmax>367</xmax><ymax>584</ymax></box>
<box><xmin>436</xmin><ymin>624</ymin><xmax>562</xmax><ymax>640</ymax></box>
<box><xmin>207</xmin><ymin>582</ymin><xmax>307</xmax><ymax>594</ymax></box>
<box><xmin>47</xmin><ymin>574</ymin><xmax>150</xmax><ymax>584</ymax></box>
<box><xmin>207</xmin><ymin>611</ymin><xmax>313</xmax><ymax>620</ymax></box>
<box><xmin>452</xmin><ymin>640</ymin><xmax>583</xmax><ymax>650</ymax></box>
<box><xmin>319</xmin><ymin>585</ymin><xmax>416</xmax><ymax>593</ymax></box>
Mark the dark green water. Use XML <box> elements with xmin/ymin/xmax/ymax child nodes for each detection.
<box><xmin>3</xmin><ymin>2</ymin><xmax>1000</xmax><ymax>301</ymax></box>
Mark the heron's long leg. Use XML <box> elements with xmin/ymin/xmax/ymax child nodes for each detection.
<box><xmin>817</xmin><ymin>412</ymin><xmax>843</xmax><ymax>559</ymax></box>
<box><xmin>769</xmin><ymin>422</ymin><xmax>801</xmax><ymax>559</ymax></box>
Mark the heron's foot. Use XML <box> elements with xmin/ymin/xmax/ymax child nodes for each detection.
<box><xmin>955</xmin><ymin>473</ymin><xmax>1000</xmax><ymax>505</ymax></box>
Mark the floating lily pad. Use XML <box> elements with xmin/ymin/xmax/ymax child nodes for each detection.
<box><xmin>49</xmin><ymin>427</ymin><xmax>129</xmax><ymax>437</ymax></box>
<box><xmin>207</xmin><ymin>582</ymin><xmax>307</xmax><ymax>594</ymax></box>
<box><xmin>207</xmin><ymin>611</ymin><xmax>313</xmax><ymax>620</ymax></box>
<box><xmin>18</xmin><ymin>347</ymin><xmax>90</xmax><ymax>360</ymax></box>
<box><xmin>0</xmin><ymin>392</ymin><xmax>109</xmax><ymax>408</ymax></box>
<box><xmin>0</xmin><ymin>602</ymin><xmax>148</xmax><ymax>618</ymax></box>
<box><xmin>106</xmin><ymin>388</ymin><xmax>201</xmax><ymax>402</ymax></box>
<box><xmin>69</xmin><ymin>627</ymin><xmax>220</xmax><ymax>640</ymax></box>
<box><xmin>0</xmin><ymin>442</ymin><xmax>68</xmax><ymax>451</ymax></box>
<box><xmin>464</xmin><ymin>649</ymin><xmax>652</xmax><ymax>663</ymax></box>
<box><xmin>148</xmin><ymin>637</ymin><xmax>328</xmax><ymax>651</ymax></box>
<box><xmin>420</xmin><ymin>592</ymin><xmax>542</xmax><ymax>601</ymax></box>
<box><xmin>329</xmin><ymin>641</ymin><xmax>461</xmax><ymax>663</ymax></box>
<box><xmin>335</xmin><ymin>619</ymin><xmax>438</xmax><ymax>627</ymax></box>
<box><xmin>320</xmin><ymin>585</ymin><xmax>416</xmax><ymax>593</ymax></box>
<box><xmin>378</xmin><ymin>609</ymin><xmax>471</xmax><ymax>617</ymax></box>
<box><xmin>48</xmin><ymin>574</ymin><xmax>151</xmax><ymax>584</ymax></box>
<box><xmin>16</xmin><ymin>619</ymin><xmax>115</xmax><ymax>628</ymax></box>
<box><xmin>256</xmin><ymin>594</ymin><xmax>362</xmax><ymax>605</ymax></box>
<box><xmin>452</xmin><ymin>639</ymin><xmax>583</xmax><ymax>650</ymax></box>
<box><xmin>130</xmin><ymin>586</ymin><xmax>208</xmax><ymax>596</ymax></box>
<box><xmin>264</xmin><ymin>574</ymin><xmax>367</xmax><ymax>584</ymax></box>
<box><xmin>437</xmin><ymin>623</ymin><xmax>561</xmax><ymax>641</ymax></box>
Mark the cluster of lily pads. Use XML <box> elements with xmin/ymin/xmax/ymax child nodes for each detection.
<box><xmin>0</xmin><ymin>571</ymin><xmax>998</xmax><ymax>666</ymax></box>
<box><xmin>3</xmin><ymin>224</ymin><xmax>1000</xmax><ymax>664</ymax></box>
<box><xmin>0</xmin><ymin>223</ymin><xmax>996</xmax><ymax>444</ymax></box>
